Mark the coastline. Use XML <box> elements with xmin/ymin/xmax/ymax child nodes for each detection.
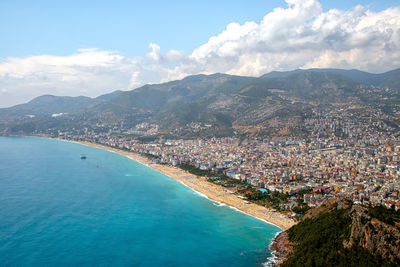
<box><xmin>69</xmin><ymin>140</ymin><xmax>295</xmax><ymax>230</ymax></box>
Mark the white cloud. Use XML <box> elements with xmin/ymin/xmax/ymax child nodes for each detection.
<box><xmin>180</xmin><ymin>0</ymin><xmax>400</xmax><ymax>76</ymax></box>
<box><xmin>0</xmin><ymin>0</ymin><xmax>399</xmax><ymax>107</ymax></box>
<box><xmin>0</xmin><ymin>48</ymin><xmax>123</xmax><ymax>77</ymax></box>
<box><xmin>0</xmin><ymin>49</ymin><xmax>141</xmax><ymax>107</ymax></box>
<box><xmin>147</xmin><ymin>43</ymin><xmax>161</xmax><ymax>61</ymax></box>
<box><xmin>128</xmin><ymin>71</ymin><xmax>141</xmax><ymax>89</ymax></box>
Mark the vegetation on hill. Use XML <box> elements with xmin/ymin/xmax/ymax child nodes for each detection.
<box><xmin>368</xmin><ymin>205</ymin><xmax>400</xmax><ymax>227</ymax></box>
<box><xmin>272</xmin><ymin>199</ymin><xmax>400</xmax><ymax>267</ymax></box>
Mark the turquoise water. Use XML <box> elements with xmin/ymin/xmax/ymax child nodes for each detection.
<box><xmin>0</xmin><ymin>137</ymin><xmax>280</xmax><ymax>266</ymax></box>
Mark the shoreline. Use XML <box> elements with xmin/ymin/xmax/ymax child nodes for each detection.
<box><xmin>70</xmin><ymin>140</ymin><xmax>295</xmax><ymax>230</ymax></box>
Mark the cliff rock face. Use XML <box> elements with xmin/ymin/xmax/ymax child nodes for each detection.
<box><xmin>269</xmin><ymin>232</ymin><xmax>294</xmax><ymax>266</ymax></box>
<box><xmin>344</xmin><ymin>205</ymin><xmax>400</xmax><ymax>263</ymax></box>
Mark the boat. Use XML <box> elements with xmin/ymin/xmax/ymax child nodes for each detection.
<box><xmin>80</xmin><ymin>154</ymin><xmax>87</xmax><ymax>159</ymax></box>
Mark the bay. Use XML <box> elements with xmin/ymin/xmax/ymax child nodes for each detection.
<box><xmin>0</xmin><ymin>137</ymin><xmax>280</xmax><ymax>266</ymax></box>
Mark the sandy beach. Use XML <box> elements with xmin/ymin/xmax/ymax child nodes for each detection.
<box><xmin>75</xmin><ymin>140</ymin><xmax>296</xmax><ymax>230</ymax></box>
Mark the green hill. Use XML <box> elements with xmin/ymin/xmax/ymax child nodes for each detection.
<box><xmin>271</xmin><ymin>199</ymin><xmax>400</xmax><ymax>267</ymax></box>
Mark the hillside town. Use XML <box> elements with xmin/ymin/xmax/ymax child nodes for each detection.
<box><xmin>57</xmin><ymin>112</ymin><xmax>400</xmax><ymax>216</ymax></box>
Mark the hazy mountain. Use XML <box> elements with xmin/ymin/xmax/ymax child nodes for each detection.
<box><xmin>0</xmin><ymin>90</ymin><xmax>123</xmax><ymax>123</ymax></box>
<box><xmin>93</xmin><ymin>90</ymin><xmax>123</xmax><ymax>102</ymax></box>
<box><xmin>262</xmin><ymin>68</ymin><xmax>400</xmax><ymax>88</ymax></box>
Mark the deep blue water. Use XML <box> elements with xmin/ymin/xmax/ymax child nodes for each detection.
<box><xmin>0</xmin><ymin>137</ymin><xmax>280</xmax><ymax>266</ymax></box>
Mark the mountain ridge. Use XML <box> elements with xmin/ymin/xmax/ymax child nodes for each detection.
<box><xmin>1</xmin><ymin>68</ymin><xmax>399</xmax><ymax>138</ymax></box>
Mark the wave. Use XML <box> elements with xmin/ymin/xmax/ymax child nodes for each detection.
<box><xmin>263</xmin><ymin>250</ymin><xmax>279</xmax><ymax>266</ymax></box>
<box><xmin>212</xmin><ymin>201</ymin><xmax>226</xmax><ymax>207</ymax></box>
<box><xmin>263</xmin><ymin>231</ymin><xmax>284</xmax><ymax>266</ymax></box>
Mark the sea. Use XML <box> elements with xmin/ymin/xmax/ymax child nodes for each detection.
<box><xmin>0</xmin><ymin>137</ymin><xmax>280</xmax><ymax>266</ymax></box>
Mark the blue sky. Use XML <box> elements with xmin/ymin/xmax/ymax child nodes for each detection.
<box><xmin>1</xmin><ymin>0</ymin><xmax>398</xmax><ymax>57</ymax></box>
<box><xmin>0</xmin><ymin>0</ymin><xmax>399</xmax><ymax>107</ymax></box>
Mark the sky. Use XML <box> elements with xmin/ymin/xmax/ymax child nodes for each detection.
<box><xmin>0</xmin><ymin>0</ymin><xmax>400</xmax><ymax>107</ymax></box>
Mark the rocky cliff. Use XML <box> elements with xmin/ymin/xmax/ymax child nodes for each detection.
<box><xmin>270</xmin><ymin>198</ymin><xmax>400</xmax><ymax>266</ymax></box>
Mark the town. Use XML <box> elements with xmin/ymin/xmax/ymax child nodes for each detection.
<box><xmin>54</xmin><ymin>106</ymin><xmax>400</xmax><ymax>218</ymax></box>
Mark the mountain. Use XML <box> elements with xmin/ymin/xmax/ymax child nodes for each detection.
<box><xmin>0</xmin><ymin>90</ymin><xmax>123</xmax><ymax>123</ymax></box>
<box><xmin>271</xmin><ymin>198</ymin><xmax>400</xmax><ymax>266</ymax></box>
<box><xmin>259</xmin><ymin>70</ymin><xmax>361</xmax><ymax>101</ymax></box>
<box><xmin>262</xmin><ymin>68</ymin><xmax>400</xmax><ymax>88</ymax></box>
<box><xmin>93</xmin><ymin>90</ymin><xmax>123</xmax><ymax>102</ymax></box>
<box><xmin>85</xmin><ymin>68</ymin><xmax>400</xmax><ymax>137</ymax></box>
<box><xmin>0</xmin><ymin>95</ymin><xmax>92</xmax><ymax>119</ymax></box>
<box><xmin>1</xmin><ymin>68</ymin><xmax>399</xmax><ymax>138</ymax></box>
<box><xmin>86</xmin><ymin>73</ymin><xmax>306</xmax><ymax>137</ymax></box>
